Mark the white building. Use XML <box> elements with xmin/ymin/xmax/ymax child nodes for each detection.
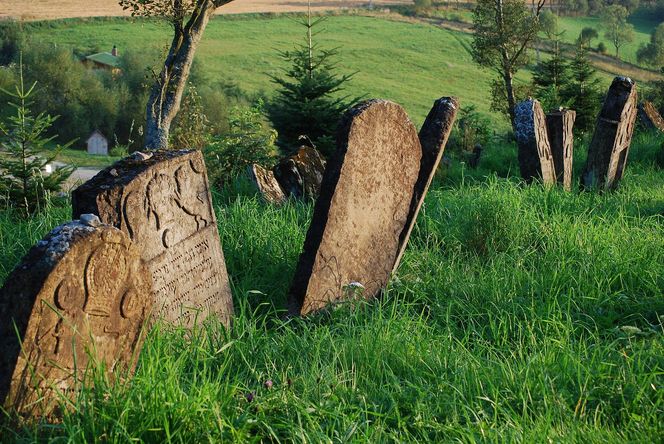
<box><xmin>87</xmin><ymin>130</ymin><xmax>109</xmax><ymax>156</ymax></box>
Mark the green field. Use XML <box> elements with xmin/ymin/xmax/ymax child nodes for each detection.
<box><xmin>1</xmin><ymin>130</ymin><xmax>664</xmax><ymax>441</ymax></box>
<box><xmin>558</xmin><ymin>15</ymin><xmax>658</xmax><ymax>65</ymax></box>
<box><xmin>27</xmin><ymin>14</ymin><xmax>541</xmax><ymax>127</ymax></box>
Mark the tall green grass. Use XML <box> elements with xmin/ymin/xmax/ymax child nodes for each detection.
<box><xmin>1</xmin><ymin>133</ymin><xmax>662</xmax><ymax>441</ymax></box>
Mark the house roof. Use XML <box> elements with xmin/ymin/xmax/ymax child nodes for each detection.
<box><xmin>85</xmin><ymin>52</ymin><xmax>120</xmax><ymax>68</ymax></box>
<box><xmin>87</xmin><ymin>129</ymin><xmax>107</xmax><ymax>143</ymax></box>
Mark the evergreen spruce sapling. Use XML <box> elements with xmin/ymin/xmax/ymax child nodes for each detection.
<box><xmin>532</xmin><ymin>35</ymin><xmax>573</xmax><ymax>111</ymax></box>
<box><xmin>268</xmin><ymin>6</ymin><xmax>355</xmax><ymax>157</ymax></box>
<box><xmin>0</xmin><ymin>65</ymin><xmax>73</xmax><ymax>214</ymax></box>
<box><xmin>562</xmin><ymin>46</ymin><xmax>602</xmax><ymax>134</ymax></box>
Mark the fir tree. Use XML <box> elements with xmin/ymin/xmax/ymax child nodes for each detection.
<box><xmin>0</xmin><ymin>63</ymin><xmax>73</xmax><ymax>214</ymax></box>
<box><xmin>532</xmin><ymin>37</ymin><xmax>572</xmax><ymax>111</ymax></box>
<box><xmin>267</xmin><ymin>4</ymin><xmax>355</xmax><ymax>157</ymax></box>
<box><xmin>562</xmin><ymin>46</ymin><xmax>602</xmax><ymax>134</ymax></box>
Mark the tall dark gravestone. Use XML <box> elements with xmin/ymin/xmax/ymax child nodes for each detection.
<box><xmin>546</xmin><ymin>109</ymin><xmax>576</xmax><ymax>191</ymax></box>
<box><xmin>581</xmin><ymin>77</ymin><xmax>638</xmax><ymax>191</ymax></box>
<box><xmin>72</xmin><ymin>150</ymin><xmax>234</xmax><ymax>328</ymax></box>
<box><xmin>514</xmin><ymin>99</ymin><xmax>556</xmax><ymax>186</ymax></box>
<box><xmin>393</xmin><ymin>96</ymin><xmax>459</xmax><ymax>270</ymax></box>
<box><xmin>288</xmin><ymin>100</ymin><xmax>422</xmax><ymax>316</ymax></box>
<box><xmin>0</xmin><ymin>217</ymin><xmax>152</xmax><ymax>417</ymax></box>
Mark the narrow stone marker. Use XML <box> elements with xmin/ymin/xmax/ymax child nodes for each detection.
<box><xmin>72</xmin><ymin>150</ymin><xmax>233</xmax><ymax>328</ymax></box>
<box><xmin>546</xmin><ymin>108</ymin><xmax>576</xmax><ymax>191</ymax></box>
<box><xmin>0</xmin><ymin>216</ymin><xmax>152</xmax><ymax>418</ymax></box>
<box><xmin>638</xmin><ymin>101</ymin><xmax>664</xmax><ymax>132</ymax></box>
<box><xmin>288</xmin><ymin>100</ymin><xmax>422</xmax><ymax>316</ymax></box>
<box><xmin>393</xmin><ymin>96</ymin><xmax>459</xmax><ymax>271</ymax></box>
<box><xmin>273</xmin><ymin>146</ymin><xmax>327</xmax><ymax>199</ymax></box>
<box><xmin>514</xmin><ymin>99</ymin><xmax>556</xmax><ymax>185</ymax></box>
<box><xmin>581</xmin><ymin>77</ymin><xmax>638</xmax><ymax>191</ymax></box>
<box><xmin>248</xmin><ymin>163</ymin><xmax>286</xmax><ymax>205</ymax></box>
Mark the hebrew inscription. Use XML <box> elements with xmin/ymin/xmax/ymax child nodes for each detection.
<box><xmin>546</xmin><ymin>109</ymin><xmax>576</xmax><ymax>191</ymax></box>
<box><xmin>581</xmin><ymin>77</ymin><xmax>638</xmax><ymax>191</ymax></box>
<box><xmin>0</xmin><ymin>217</ymin><xmax>151</xmax><ymax>417</ymax></box>
<box><xmin>288</xmin><ymin>100</ymin><xmax>422</xmax><ymax>316</ymax></box>
<box><xmin>514</xmin><ymin>99</ymin><xmax>556</xmax><ymax>185</ymax></box>
<box><xmin>72</xmin><ymin>150</ymin><xmax>233</xmax><ymax>328</ymax></box>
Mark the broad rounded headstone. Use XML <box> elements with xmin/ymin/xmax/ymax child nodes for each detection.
<box><xmin>0</xmin><ymin>217</ymin><xmax>151</xmax><ymax>417</ymax></box>
<box><xmin>394</xmin><ymin>96</ymin><xmax>459</xmax><ymax>271</ymax></box>
<box><xmin>71</xmin><ymin>150</ymin><xmax>233</xmax><ymax>328</ymax></box>
<box><xmin>546</xmin><ymin>108</ymin><xmax>576</xmax><ymax>191</ymax></box>
<box><xmin>582</xmin><ymin>77</ymin><xmax>638</xmax><ymax>191</ymax></box>
<box><xmin>288</xmin><ymin>100</ymin><xmax>422</xmax><ymax>315</ymax></box>
<box><xmin>514</xmin><ymin>99</ymin><xmax>556</xmax><ymax>185</ymax></box>
<box><xmin>248</xmin><ymin>164</ymin><xmax>286</xmax><ymax>205</ymax></box>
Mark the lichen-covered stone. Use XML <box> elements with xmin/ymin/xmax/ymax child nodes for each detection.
<box><xmin>638</xmin><ymin>101</ymin><xmax>664</xmax><ymax>132</ymax></box>
<box><xmin>514</xmin><ymin>99</ymin><xmax>556</xmax><ymax>185</ymax></box>
<box><xmin>546</xmin><ymin>109</ymin><xmax>576</xmax><ymax>191</ymax></box>
<box><xmin>0</xmin><ymin>218</ymin><xmax>151</xmax><ymax>418</ymax></box>
<box><xmin>248</xmin><ymin>164</ymin><xmax>286</xmax><ymax>205</ymax></box>
<box><xmin>288</xmin><ymin>100</ymin><xmax>421</xmax><ymax>315</ymax></box>
<box><xmin>273</xmin><ymin>146</ymin><xmax>327</xmax><ymax>199</ymax></box>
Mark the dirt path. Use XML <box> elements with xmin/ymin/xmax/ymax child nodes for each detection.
<box><xmin>0</xmin><ymin>0</ymin><xmax>410</xmax><ymax>20</ymax></box>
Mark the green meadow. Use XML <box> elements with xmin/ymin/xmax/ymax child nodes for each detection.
<box><xmin>2</xmin><ymin>130</ymin><xmax>664</xmax><ymax>441</ymax></box>
<box><xmin>28</xmin><ymin>14</ymin><xmax>541</xmax><ymax>126</ymax></box>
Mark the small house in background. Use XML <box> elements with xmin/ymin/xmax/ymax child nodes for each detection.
<box><xmin>87</xmin><ymin>130</ymin><xmax>109</xmax><ymax>156</ymax></box>
<box><xmin>83</xmin><ymin>45</ymin><xmax>120</xmax><ymax>75</ymax></box>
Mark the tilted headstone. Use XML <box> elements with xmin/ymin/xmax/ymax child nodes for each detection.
<box><xmin>514</xmin><ymin>99</ymin><xmax>556</xmax><ymax>185</ymax></box>
<box><xmin>248</xmin><ymin>163</ymin><xmax>286</xmax><ymax>205</ymax></box>
<box><xmin>581</xmin><ymin>77</ymin><xmax>638</xmax><ymax>191</ymax></box>
<box><xmin>288</xmin><ymin>100</ymin><xmax>422</xmax><ymax>316</ymax></box>
<box><xmin>393</xmin><ymin>96</ymin><xmax>459</xmax><ymax>271</ymax></box>
<box><xmin>72</xmin><ymin>150</ymin><xmax>233</xmax><ymax>328</ymax></box>
<box><xmin>546</xmin><ymin>108</ymin><xmax>576</xmax><ymax>191</ymax></box>
<box><xmin>0</xmin><ymin>216</ymin><xmax>152</xmax><ymax>417</ymax></box>
<box><xmin>638</xmin><ymin>101</ymin><xmax>664</xmax><ymax>132</ymax></box>
<box><xmin>273</xmin><ymin>146</ymin><xmax>327</xmax><ymax>199</ymax></box>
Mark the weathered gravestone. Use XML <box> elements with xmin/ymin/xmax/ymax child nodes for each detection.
<box><xmin>248</xmin><ymin>163</ymin><xmax>286</xmax><ymax>205</ymax></box>
<box><xmin>638</xmin><ymin>101</ymin><xmax>664</xmax><ymax>132</ymax></box>
<box><xmin>273</xmin><ymin>146</ymin><xmax>327</xmax><ymax>199</ymax></box>
<box><xmin>393</xmin><ymin>96</ymin><xmax>459</xmax><ymax>271</ymax></box>
<box><xmin>0</xmin><ymin>216</ymin><xmax>151</xmax><ymax>417</ymax></box>
<box><xmin>546</xmin><ymin>108</ymin><xmax>576</xmax><ymax>191</ymax></box>
<box><xmin>581</xmin><ymin>77</ymin><xmax>638</xmax><ymax>191</ymax></box>
<box><xmin>72</xmin><ymin>150</ymin><xmax>233</xmax><ymax>328</ymax></box>
<box><xmin>514</xmin><ymin>99</ymin><xmax>556</xmax><ymax>185</ymax></box>
<box><xmin>288</xmin><ymin>100</ymin><xmax>422</xmax><ymax>316</ymax></box>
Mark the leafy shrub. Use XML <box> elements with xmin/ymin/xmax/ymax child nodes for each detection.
<box><xmin>449</xmin><ymin>105</ymin><xmax>492</xmax><ymax>156</ymax></box>
<box><xmin>204</xmin><ymin>102</ymin><xmax>277</xmax><ymax>188</ymax></box>
<box><xmin>597</xmin><ymin>41</ymin><xmax>608</xmax><ymax>54</ymax></box>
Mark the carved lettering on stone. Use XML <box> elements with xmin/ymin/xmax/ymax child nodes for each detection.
<box><xmin>581</xmin><ymin>77</ymin><xmax>638</xmax><ymax>191</ymax></box>
<box><xmin>0</xmin><ymin>217</ymin><xmax>151</xmax><ymax>417</ymax></box>
<box><xmin>72</xmin><ymin>150</ymin><xmax>233</xmax><ymax>328</ymax></box>
<box><xmin>288</xmin><ymin>100</ymin><xmax>421</xmax><ymax>315</ymax></box>
<box><xmin>514</xmin><ymin>99</ymin><xmax>556</xmax><ymax>185</ymax></box>
<box><xmin>546</xmin><ymin>109</ymin><xmax>576</xmax><ymax>191</ymax></box>
<box><xmin>394</xmin><ymin>96</ymin><xmax>459</xmax><ymax>271</ymax></box>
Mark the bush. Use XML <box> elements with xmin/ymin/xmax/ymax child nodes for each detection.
<box><xmin>597</xmin><ymin>41</ymin><xmax>608</xmax><ymax>54</ymax></box>
<box><xmin>204</xmin><ymin>102</ymin><xmax>277</xmax><ymax>188</ymax></box>
<box><xmin>449</xmin><ymin>105</ymin><xmax>492</xmax><ymax>157</ymax></box>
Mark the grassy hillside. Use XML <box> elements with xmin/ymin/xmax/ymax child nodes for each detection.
<box><xmin>1</xmin><ymin>131</ymin><xmax>663</xmax><ymax>441</ymax></box>
<box><xmin>27</xmin><ymin>14</ymin><xmax>540</xmax><ymax>127</ymax></box>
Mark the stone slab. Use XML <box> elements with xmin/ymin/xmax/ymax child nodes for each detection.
<box><xmin>71</xmin><ymin>150</ymin><xmax>233</xmax><ymax>328</ymax></box>
<box><xmin>514</xmin><ymin>99</ymin><xmax>556</xmax><ymax>185</ymax></box>
<box><xmin>0</xmin><ymin>216</ymin><xmax>151</xmax><ymax>417</ymax></box>
<box><xmin>288</xmin><ymin>100</ymin><xmax>422</xmax><ymax>315</ymax></box>
<box><xmin>546</xmin><ymin>109</ymin><xmax>576</xmax><ymax>191</ymax></box>
<box><xmin>638</xmin><ymin>101</ymin><xmax>664</xmax><ymax>132</ymax></box>
<box><xmin>581</xmin><ymin>77</ymin><xmax>638</xmax><ymax>191</ymax></box>
<box><xmin>393</xmin><ymin>96</ymin><xmax>458</xmax><ymax>271</ymax></box>
<box><xmin>248</xmin><ymin>163</ymin><xmax>286</xmax><ymax>204</ymax></box>
<box><xmin>273</xmin><ymin>146</ymin><xmax>327</xmax><ymax>199</ymax></box>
